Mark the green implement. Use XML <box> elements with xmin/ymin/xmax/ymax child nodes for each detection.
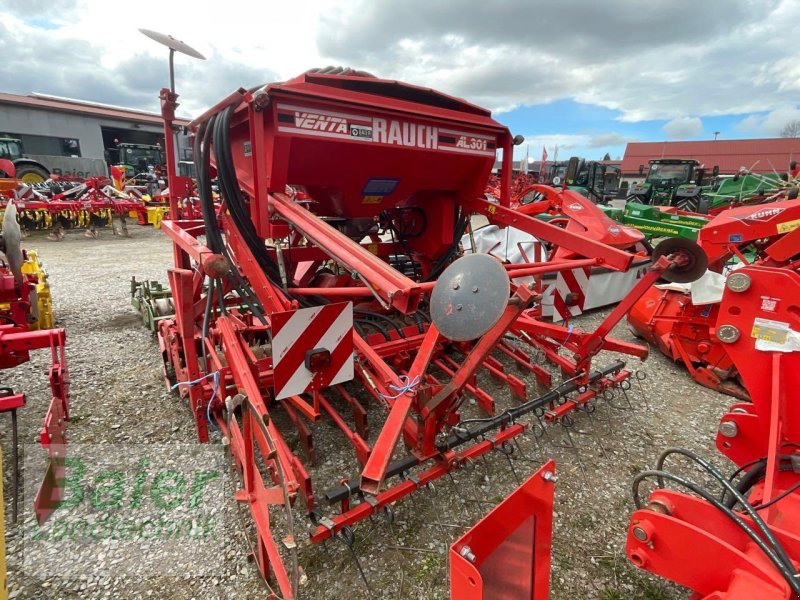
<box><xmin>599</xmin><ymin>202</ymin><xmax>710</xmax><ymax>240</ymax></box>
<box><xmin>130</xmin><ymin>277</ymin><xmax>174</xmax><ymax>332</ymax></box>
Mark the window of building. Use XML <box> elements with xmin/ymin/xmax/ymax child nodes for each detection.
<box><xmin>6</xmin><ymin>133</ymin><xmax>82</xmax><ymax>157</ymax></box>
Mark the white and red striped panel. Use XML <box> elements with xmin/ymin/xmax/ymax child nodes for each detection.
<box><xmin>551</xmin><ymin>266</ymin><xmax>591</xmax><ymax>322</ymax></box>
<box><xmin>271</xmin><ymin>301</ymin><xmax>354</xmax><ymax>400</ymax></box>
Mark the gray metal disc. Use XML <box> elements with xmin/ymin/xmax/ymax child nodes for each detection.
<box><xmin>430</xmin><ymin>253</ymin><xmax>510</xmax><ymax>342</ymax></box>
<box><xmin>652</xmin><ymin>237</ymin><xmax>708</xmax><ymax>283</ymax></box>
<box><xmin>1</xmin><ymin>204</ymin><xmax>23</xmax><ymax>284</ymax></box>
<box><xmin>139</xmin><ymin>29</ymin><xmax>206</xmax><ymax>60</ymax></box>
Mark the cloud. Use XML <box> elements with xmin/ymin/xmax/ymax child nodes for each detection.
<box><xmin>317</xmin><ymin>0</ymin><xmax>791</xmax><ymax>121</ymax></box>
<box><xmin>735</xmin><ymin>106</ymin><xmax>800</xmax><ymax>136</ymax></box>
<box><xmin>515</xmin><ymin>132</ymin><xmax>628</xmax><ymax>161</ymax></box>
<box><xmin>588</xmin><ymin>132</ymin><xmax>629</xmax><ymax>148</ymax></box>
<box><xmin>0</xmin><ymin>1</ymin><xmax>318</xmax><ymax>117</ymax></box>
<box><xmin>0</xmin><ymin>0</ymin><xmax>798</xmax><ymax>136</ymax></box>
<box><xmin>663</xmin><ymin>117</ymin><xmax>703</xmax><ymax>139</ymax></box>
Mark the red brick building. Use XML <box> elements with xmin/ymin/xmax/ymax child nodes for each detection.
<box><xmin>620</xmin><ymin>138</ymin><xmax>800</xmax><ymax>179</ymax></box>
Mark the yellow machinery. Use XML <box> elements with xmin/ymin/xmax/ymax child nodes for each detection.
<box><xmin>0</xmin><ymin>251</ymin><xmax>54</xmax><ymax>330</ymax></box>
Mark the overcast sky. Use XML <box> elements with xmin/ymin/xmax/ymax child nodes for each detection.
<box><xmin>2</xmin><ymin>0</ymin><xmax>799</xmax><ymax>160</ymax></box>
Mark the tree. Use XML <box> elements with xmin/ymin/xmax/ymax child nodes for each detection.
<box><xmin>780</xmin><ymin>120</ymin><xmax>800</xmax><ymax>137</ymax></box>
<box><xmin>602</xmin><ymin>152</ymin><xmax>611</xmax><ymax>161</ymax></box>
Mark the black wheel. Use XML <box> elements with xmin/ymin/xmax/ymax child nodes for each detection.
<box><xmin>674</xmin><ymin>194</ymin><xmax>700</xmax><ymax>213</ymax></box>
<box><xmin>14</xmin><ymin>163</ymin><xmax>49</xmax><ymax>184</ymax></box>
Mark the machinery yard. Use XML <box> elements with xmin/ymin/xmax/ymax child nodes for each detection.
<box><xmin>2</xmin><ymin>5</ymin><xmax>800</xmax><ymax>599</ymax></box>
<box><xmin>0</xmin><ymin>228</ymin><xmax>725</xmax><ymax>600</ymax></box>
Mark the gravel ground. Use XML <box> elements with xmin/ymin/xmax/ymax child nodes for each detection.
<box><xmin>1</xmin><ymin>225</ymin><xmax>735</xmax><ymax>599</ymax></box>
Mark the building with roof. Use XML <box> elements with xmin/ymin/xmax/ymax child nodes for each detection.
<box><xmin>620</xmin><ymin>138</ymin><xmax>800</xmax><ymax>181</ymax></box>
<box><xmin>0</xmin><ymin>91</ymin><xmax>191</xmax><ymax>176</ymax></box>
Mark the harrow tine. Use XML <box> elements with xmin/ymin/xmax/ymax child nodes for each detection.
<box><xmin>511</xmin><ymin>435</ymin><xmax>537</xmax><ymax>464</ymax></box>
<box><xmin>555</xmin><ymin>416</ymin><xmax>588</xmax><ymax>480</ymax></box>
<box><xmin>634</xmin><ymin>370</ymin><xmax>650</xmax><ymax>407</ymax></box>
<box><xmin>458</xmin><ymin>458</ymin><xmax>496</xmax><ymax>513</ymax></box>
<box><xmin>421</xmin><ymin>480</ymin><xmax>461</xmax><ymax>537</ymax></box>
<box><xmin>429</xmin><ymin>504</ymin><xmax>452</xmax><ymax>539</ymax></box>
<box><xmin>612</xmin><ymin>385</ymin><xmax>634</xmax><ymax>411</ymax></box>
<box><xmin>589</xmin><ymin>390</ymin><xmax>613</xmax><ymax>424</ymax></box>
<box><xmin>497</xmin><ymin>440</ymin><xmax>521</xmax><ymax>486</ymax></box>
<box><xmin>397</xmin><ymin>567</ymin><xmax>405</xmax><ymax>600</ymax></box>
<box><xmin>338</xmin><ymin>525</ymin><xmax>374</xmax><ymax>599</ymax></box>
<box><xmin>581</xmin><ymin>401</ymin><xmax>611</xmax><ymax>460</ymax></box>
<box><xmin>446</xmin><ymin>473</ymin><xmax>473</xmax><ymax>520</ymax></box>
<box><xmin>617</xmin><ymin>380</ymin><xmax>638</xmax><ymax>412</ymax></box>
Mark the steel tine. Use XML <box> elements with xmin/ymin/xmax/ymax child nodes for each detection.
<box><xmin>557</xmin><ymin>416</ymin><xmax>588</xmax><ymax>480</ymax></box>
<box><xmin>498</xmin><ymin>441</ymin><xmax>521</xmax><ymax>485</ymax></box>
<box><xmin>614</xmin><ymin>384</ymin><xmax>634</xmax><ymax>410</ymax></box>
<box><xmin>464</xmin><ymin>458</ymin><xmax>494</xmax><ymax>511</ymax></box>
<box><xmin>604</xmin><ymin>386</ymin><xmax>631</xmax><ymax>412</ymax></box>
<box><xmin>446</xmin><ymin>472</ymin><xmax>474</xmax><ymax>520</ymax></box>
<box><xmin>582</xmin><ymin>401</ymin><xmax>610</xmax><ymax>460</ymax></box>
<box><xmin>635</xmin><ymin>370</ymin><xmax>650</xmax><ymax>407</ymax></box>
<box><xmin>424</xmin><ymin>481</ymin><xmax>453</xmax><ymax>538</ymax></box>
<box><xmin>516</xmin><ymin>420</ymin><xmax>546</xmax><ymax>460</ymax></box>
<box><xmin>511</xmin><ymin>435</ymin><xmax>540</xmax><ymax>465</ymax></box>
<box><xmin>623</xmin><ymin>375</ymin><xmax>649</xmax><ymax>411</ymax></box>
<box><xmin>338</xmin><ymin>526</ymin><xmax>374</xmax><ymax>599</ymax></box>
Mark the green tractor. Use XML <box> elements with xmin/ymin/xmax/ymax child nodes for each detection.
<box><xmin>106</xmin><ymin>142</ymin><xmax>166</xmax><ymax>177</ymax></box>
<box><xmin>568</xmin><ymin>158</ymin><xmax>621</xmax><ymax>203</ymax></box>
<box><xmin>627</xmin><ymin>158</ymin><xmax>706</xmax><ymax>212</ymax></box>
<box><xmin>0</xmin><ymin>137</ymin><xmax>51</xmax><ymax>183</ymax></box>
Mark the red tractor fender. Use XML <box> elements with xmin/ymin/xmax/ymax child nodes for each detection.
<box><xmin>0</xmin><ymin>158</ymin><xmax>16</xmax><ymax>177</ymax></box>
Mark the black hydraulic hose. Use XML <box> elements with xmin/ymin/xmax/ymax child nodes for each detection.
<box><xmin>727</xmin><ymin>459</ymin><xmax>768</xmax><ymax>507</ymax></box>
<box><xmin>216</xmin><ymin>282</ymin><xmax>228</xmax><ymax>316</ymax></box>
<box><xmin>355</xmin><ymin>318</ymin><xmax>391</xmax><ymax>341</ymax></box>
<box><xmin>194</xmin><ymin>115</ymin><xmax>266</xmax><ymax>322</ymax></box>
<box><xmin>353</xmin><ymin>321</ymin><xmax>368</xmax><ymax>340</ymax></box>
<box><xmin>354</xmin><ymin>309</ymin><xmax>406</xmax><ymax>338</ymax></box>
<box><xmin>412</xmin><ymin>311</ymin><xmax>424</xmax><ymax>334</ymax></box>
<box><xmin>190</xmin><ymin>112</ymin><xmax>265</xmax><ymax>322</ymax></box>
<box><xmin>323</xmin><ymin>360</ymin><xmax>625</xmax><ymax>504</ymax></box>
<box><xmin>196</xmin><ymin>117</ymin><xmax>224</xmax><ymax>253</ymax></box>
<box><xmin>655</xmin><ymin>448</ymin><xmax>798</xmax><ymax>578</ymax></box>
<box><xmin>755</xmin><ymin>480</ymin><xmax>800</xmax><ymax>512</ymax></box>
<box><xmin>723</xmin><ymin>456</ymin><xmax>797</xmax><ymax>509</ymax></box>
<box><xmin>425</xmin><ymin>205</ymin><xmax>469</xmax><ymax>281</ymax></box>
<box><xmin>632</xmin><ymin>469</ymin><xmax>800</xmax><ymax>597</ymax></box>
<box><xmin>213</xmin><ymin>106</ymin><xmax>282</xmax><ymax>283</ymax></box>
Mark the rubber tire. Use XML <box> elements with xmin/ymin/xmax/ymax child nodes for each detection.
<box><xmin>675</xmin><ymin>194</ymin><xmax>700</xmax><ymax>213</ymax></box>
<box><xmin>15</xmin><ymin>164</ymin><xmax>49</xmax><ymax>184</ymax></box>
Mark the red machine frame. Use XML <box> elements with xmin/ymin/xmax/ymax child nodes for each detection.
<box><xmin>450</xmin><ymin>459</ymin><xmax>556</xmax><ymax>599</ymax></box>
<box><xmin>0</xmin><ymin>241</ymin><xmax>69</xmax><ymax>523</ymax></box>
<box><xmin>628</xmin><ymin>199</ymin><xmax>800</xmax><ymax>398</ymax></box>
<box><xmin>156</xmin><ymin>70</ymin><xmax>698</xmax><ymax>598</ymax></box>
<box><xmin>627</xmin><ymin>263</ymin><xmax>800</xmax><ymax>599</ymax></box>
